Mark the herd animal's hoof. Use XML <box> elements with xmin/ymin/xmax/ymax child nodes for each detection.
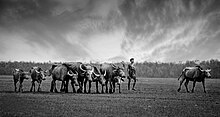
<box><xmin>77</xmin><ymin>89</ymin><xmax>82</xmax><ymax>93</ymax></box>
<box><xmin>72</xmin><ymin>90</ymin><xmax>76</xmax><ymax>93</ymax></box>
<box><xmin>177</xmin><ymin>89</ymin><xmax>180</xmax><ymax>92</ymax></box>
<box><xmin>55</xmin><ymin>89</ymin><xmax>58</xmax><ymax>93</ymax></box>
<box><xmin>204</xmin><ymin>91</ymin><xmax>207</xmax><ymax>93</ymax></box>
<box><xmin>38</xmin><ymin>89</ymin><xmax>41</xmax><ymax>92</ymax></box>
<box><xmin>132</xmin><ymin>88</ymin><xmax>136</xmax><ymax>91</ymax></box>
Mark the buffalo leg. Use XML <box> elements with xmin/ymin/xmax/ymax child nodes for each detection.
<box><xmin>14</xmin><ymin>80</ymin><xmax>17</xmax><ymax>92</ymax></box>
<box><xmin>84</xmin><ymin>80</ymin><xmax>87</xmax><ymax>93</ymax></box>
<box><xmin>101</xmin><ymin>83</ymin><xmax>105</xmax><ymax>94</ymax></box>
<box><xmin>184</xmin><ymin>79</ymin><xmax>189</xmax><ymax>93</ymax></box>
<box><xmin>77</xmin><ymin>83</ymin><xmax>82</xmax><ymax>93</ymax></box>
<box><xmin>18</xmin><ymin>83</ymin><xmax>22</xmax><ymax>92</ymax></box>
<box><xmin>109</xmin><ymin>81</ymin><xmax>113</xmax><ymax>94</ymax></box>
<box><xmin>119</xmin><ymin>84</ymin><xmax>121</xmax><ymax>93</ymax></box>
<box><xmin>105</xmin><ymin>81</ymin><xmax>108</xmax><ymax>93</ymax></box>
<box><xmin>96</xmin><ymin>81</ymin><xmax>100</xmax><ymax>93</ymax></box>
<box><xmin>77</xmin><ymin>79</ymin><xmax>83</xmax><ymax>93</ymax></box>
<box><xmin>18</xmin><ymin>79</ymin><xmax>24</xmax><ymax>92</ymax></box>
<box><xmin>177</xmin><ymin>78</ymin><xmax>185</xmax><ymax>92</ymax></box>
<box><xmin>50</xmin><ymin>80</ymin><xmax>54</xmax><ymax>92</ymax></box>
<box><xmin>37</xmin><ymin>81</ymin><xmax>42</xmax><ymax>92</ymax></box>
<box><xmin>112</xmin><ymin>82</ymin><xmax>116</xmax><ymax>93</ymax></box>
<box><xmin>191</xmin><ymin>80</ymin><xmax>196</xmax><ymax>93</ymax></box>
<box><xmin>71</xmin><ymin>81</ymin><xmax>76</xmax><ymax>93</ymax></box>
<box><xmin>30</xmin><ymin>81</ymin><xmax>34</xmax><ymax>92</ymax></box>
<box><xmin>202</xmin><ymin>80</ymin><xmax>206</xmax><ymax>93</ymax></box>
<box><xmin>54</xmin><ymin>81</ymin><xmax>58</xmax><ymax>93</ymax></box>
<box><xmin>60</xmin><ymin>81</ymin><xmax>63</xmax><ymax>92</ymax></box>
<box><xmin>60</xmin><ymin>81</ymin><xmax>65</xmax><ymax>92</ymax></box>
<box><xmin>88</xmin><ymin>81</ymin><xmax>92</xmax><ymax>93</ymax></box>
<box><xmin>65</xmin><ymin>79</ymin><xmax>69</xmax><ymax>93</ymax></box>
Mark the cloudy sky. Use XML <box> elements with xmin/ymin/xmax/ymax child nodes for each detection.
<box><xmin>0</xmin><ymin>0</ymin><xmax>219</xmax><ymax>62</ymax></box>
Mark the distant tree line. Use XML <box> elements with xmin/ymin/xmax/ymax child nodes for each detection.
<box><xmin>135</xmin><ymin>59</ymin><xmax>220</xmax><ymax>78</ymax></box>
<box><xmin>0</xmin><ymin>59</ymin><xmax>219</xmax><ymax>78</ymax></box>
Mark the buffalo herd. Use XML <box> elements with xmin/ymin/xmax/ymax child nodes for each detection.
<box><xmin>12</xmin><ymin>62</ymin><xmax>212</xmax><ymax>93</ymax></box>
<box><xmin>12</xmin><ymin>62</ymin><xmax>128</xmax><ymax>94</ymax></box>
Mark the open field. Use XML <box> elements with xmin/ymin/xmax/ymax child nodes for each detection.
<box><xmin>0</xmin><ymin>75</ymin><xmax>220</xmax><ymax>117</ymax></box>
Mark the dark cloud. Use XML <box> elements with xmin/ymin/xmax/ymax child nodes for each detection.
<box><xmin>0</xmin><ymin>0</ymin><xmax>219</xmax><ymax>62</ymax></box>
<box><xmin>119</xmin><ymin>0</ymin><xmax>220</xmax><ymax>62</ymax></box>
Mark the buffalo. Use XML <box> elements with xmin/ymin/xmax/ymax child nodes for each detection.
<box><xmin>66</xmin><ymin>62</ymin><xmax>94</xmax><ymax>93</ymax></box>
<box><xmin>29</xmin><ymin>67</ymin><xmax>46</xmax><ymax>92</ymax></box>
<box><xmin>177</xmin><ymin>67</ymin><xmax>211</xmax><ymax>93</ymax></box>
<box><xmin>100</xmin><ymin>63</ymin><xmax>126</xmax><ymax>93</ymax></box>
<box><xmin>12</xmin><ymin>69</ymin><xmax>29</xmax><ymax>92</ymax></box>
<box><xmin>49</xmin><ymin>63</ymin><xmax>79</xmax><ymax>93</ymax></box>
<box><xmin>84</xmin><ymin>65</ymin><xmax>106</xmax><ymax>93</ymax></box>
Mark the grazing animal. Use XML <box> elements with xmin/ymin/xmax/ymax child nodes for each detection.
<box><xmin>67</xmin><ymin>62</ymin><xmax>94</xmax><ymax>93</ymax></box>
<box><xmin>84</xmin><ymin>65</ymin><xmax>106</xmax><ymax>93</ymax></box>
<box><xmin>12</xmin><ymin>69</ymin><xmax>29</xmax><ymax>92</ymax></box>
<box><xmin>49</xmin><ymin>64</ymin><xmax>79</xmax><ymax>93</ymax></box>
<box><xmin>29</xmin><ymin>67</ymin><xmax>46</xmax><ymax>92</ymax></box>
<box><xmin>100</xmin><ymin>63</ymin><xmax>126</xmax><ymax>93</ymax></box>
<box><xmin>177</xmin><ymin>67</ymin><xmax>211</xmax><ymax>93</ymax></box>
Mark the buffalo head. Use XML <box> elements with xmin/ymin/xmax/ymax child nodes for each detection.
<box><xmin>67</xmin><ymin>70</ymin><xmax>79</xmax><ymax>86</ymax></box>
<box><xmin>93</xmin><ymin>69</ymin><xmax>106</xmax><ymax>86</ymax></box>
<box><xmin>114</xmin><ymin>76</ymin><xmax>124</xmax><ymax>85</ymax></box>
<box><xmin>112</xmin><ymin>64</ymin><xmax>126</xmax><ymax>79</ymax></box>
<box><xmin>80</xmin><ymin>64</ymin><xmax>93</xmax><ymax>82</ymax></box>
<box><xmin>203</xmin><ymin>68</ymin><xmax>211</xmax><ymax>78</ymax></box>
<box><xmin>30</xmin><ymin>67</ymin><xmax>46</xmax><ymax>80</ymax></box>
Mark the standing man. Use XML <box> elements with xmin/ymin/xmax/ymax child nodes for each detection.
<box><xmin>127</xmin><ymin>58</ymin><xmax>136</xmax><ymax>90</ymax></box>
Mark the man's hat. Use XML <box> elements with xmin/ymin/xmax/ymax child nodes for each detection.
<box><xmin>130</xmin><ymin>58</ymin><xmax>134</xmax><ymax>61</ymax></box>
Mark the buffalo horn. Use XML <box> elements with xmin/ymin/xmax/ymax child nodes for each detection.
<box><xmin>74</xmin><ymin>71</ymin><xmax>78</xmax><ymax>75</ymax></box>
<box><xmin>80</xmin><ymin>64</ymin><xmax>86</xmax><ymax>72</ymax></box>
<box><xmin>67</xmin><ymin>71</ymin><xmax>74</xmax><ymax>76</ymax></box>
<box><xmin>93</xmin><ymin>71</ymin><xmax>100</xmax><ymax>77</ymax></box>
<box><xmin>206</xmin><ymin>69</ymin><xmax>211</xmax><ymax>72</ymax></box>
<box><xmin>35</xmin><ymin>70</ymin><xmax>40</xmax><ymax>73</ymax></box>
<box><xmin>103</xmin><ymin>70</ymin><xmax>106</xmax><ymax>76</ymax></box>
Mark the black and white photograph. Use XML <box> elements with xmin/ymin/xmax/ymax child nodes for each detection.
<box><xmin>0</xmin><ymin>0</ymin><xmax>220</xmax><ymax>116</ymax></box>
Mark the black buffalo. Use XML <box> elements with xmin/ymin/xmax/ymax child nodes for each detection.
<box><xmin>29</xmin><ymin>67</ymin><xmax>46</xmax><ymax>92</ymax></box>
<box><xmin>100</xmin><ymin>63</ymin><xmax>126</xmax><ymax>93</ymax></box>
<box><xmin>84</xmin><ymin>65</ymin><xmax>106</xmax><ymax>93</ymax></box>
<box><xmin>177</xmin><ymin>67</ymin><xmax>211</xmax><ymax>93</ymax></box>
<box><xmin>49</xmin><ymin>64</ymin><xmax>79</xmax><ymax>93</ymax></box>
<box><xmin>12</xmin><ymin>69</ymin><xmax>29</xmax><ymax>92</ymax></box>
<box><xmin>65</xmin><ymin>62</ymin><xmax>94</xmax><ymax>93</ymax></box>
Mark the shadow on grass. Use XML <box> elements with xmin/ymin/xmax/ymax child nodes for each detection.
<box><xmin>0</xmin><ymin>90</ymin><xmax>120</xmax><ymax>96</ymax></box>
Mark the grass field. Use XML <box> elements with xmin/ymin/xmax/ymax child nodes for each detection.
<box><xmin>0</xmin><ymin>75</ymin><xmax>220</xmax><ymax>117</ymax></box>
